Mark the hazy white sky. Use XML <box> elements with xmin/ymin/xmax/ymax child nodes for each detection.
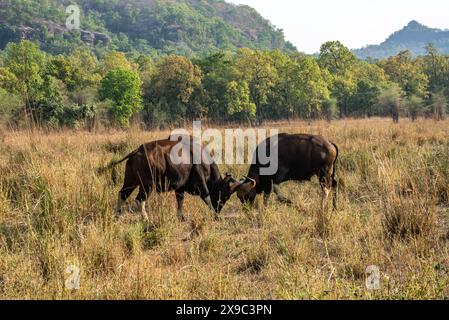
<box><xmin>227</xmin><ymin>0</ymin><xmax>449</xmax><ymax>53</ymax></box>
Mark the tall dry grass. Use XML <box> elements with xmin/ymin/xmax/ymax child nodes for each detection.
<box><xmin>0</xmin><ymin>118</ymin><xmax>448</xmax><ymax>299</ymax></box>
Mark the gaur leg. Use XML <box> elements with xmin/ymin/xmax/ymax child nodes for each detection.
<box><xmin>176</xmin><ymin>192</ymin><xmax>186</xmax><ymax>222</ymax></box>
<box><xmin>194</xmin><ymin>167</ymin><xmax>217</xmax><ymax>217</ymax></box>
<box><xmin>262</xmin><ymin>180</ymin><xmax>273</xmax><ymax>207</ymax></box>
<box><xmin>136</xmin><ymin>183</ymin><xmax>152</xmax><ymax>221</ymax></box>
<box><xmin>201</xmin><ymin>186</ymin><xmax>218</xmax><ymax>220</ymax></box>
<box><xmin>203</xmin><ymin>192</ymin><xmax>216</xmax><ymax>218</ymax></box>
<box><xmin>200</xmin><ymin>184</ymin><xmax>214</xmax><ymax>212</ymax></box>
<box><xmin>273</xmin><ymin>169</ymin><xmax>293</xmax><ymax>205</ymax></box>
<box><xmin>273</xmin><ymin>184</ymin><xmax>293</xmax><ymax>205</ymax></box>
<box><xmin>319</xmin><ymin>168</ymin><xmax>333</xmax><ymax>212</ymax></box>
<box><xmin>116</xmin><ymin>193</ymin><xmax>126</xmax><ymax>216</ymax></box>
<box><xmin>263</xmin><ymin>192</ymin><xmax>271</xmax><ymax>207</ymax></box>
<box><xmin>321</xmin><ymin>186</ymin><xmax>331</xmax><ymax>211</ymax></box>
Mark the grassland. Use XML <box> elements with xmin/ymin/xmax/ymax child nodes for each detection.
<box><xmin>0</xmin><ymin>118</ymin><xmax>448</xmax><ymax>300</ymax></box>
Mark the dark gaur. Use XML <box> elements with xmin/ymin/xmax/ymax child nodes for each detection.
<box><xmin>106</xmin><ymin>137</ymin><xmax>256</xmax><ymax>221</ymax></box>
<box><xmin>237</xmin><ymin>133</ymin><xmax>339</xmax><ymax>210</ymax></box>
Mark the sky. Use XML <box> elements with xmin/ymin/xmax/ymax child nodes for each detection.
<box><xmin>227</xmin><ymin>0</ymin><xmax>449</xmax><ymax>54</ymax></box>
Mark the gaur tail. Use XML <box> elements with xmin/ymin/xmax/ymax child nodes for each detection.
<box><xmin>331</xmin><ymin>142</ymin><xmax>339</xmax><ymax>188</ymax></box>
<box><xmin>331</xmin><ymin>142</ymin><xmax>340</xmax><ymax>210</ymax></box>
<box><xmin>97</xmin><ymin>149</ymin><xmax>139</xmax><ymax>183</ymax></box>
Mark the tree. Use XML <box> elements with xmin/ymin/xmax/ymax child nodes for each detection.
<box><xmin>318</xmin><ymin>41</ymin><xmax>357</xmax><ymax>75</ymax></box>
<box><xmin>194</xmin><ymin>52</ymin><xmax>234</xmax><ymax>122</ymax></box>
<box><xmin>0</xmin><ymin>67</ymin><xmax>18</xmax><ymax>92</ymax></box>
<box><xmin>225</xmin><ymin>80</ymin><xmax>256</xmax><ymax>124</ymax></box>
<box><xmin>406</xmin><ymin>95</ymin><xmax>425</xmax><ymax>121</ymax></box>
<box><xmin>420</xmin><ymin>44</ymin><xmax>449</xmax><ymax>94</ymax></box>
<box><xmin>318</xmin><ymin>41</ymin><xmax>358</xmax><ymax>117</ymax></box>
<box><xmin>135</xmin><ymin>54</ymin><xmax>156</xmax><ymax>82</ymax></box>
<box><xmin>28</xmin><ymin>75</ymin><xmax>68</xmax><ymax>128</ymax></box>
<box><xmin>374</xmin><ymin>84</ymin><xmax>405</xmax><ymax>123</ymax></box>
<box><xmin>378</xmin><ymin>51</ymin><xmax>429</xmax><ymax>98</ymax></box>
<box><xmin>49</xmin><ymin>55</ymin><xmax>77</xmax><ymax>90</ymax></box>
<box><xmin>267</xmin><ymin>50</ymin><xmax>300</xmax><ymax>120</ymax></box>
<box><xmin>3</xmin><ymin>40</ymin><xmax>46</xmax><ymax>123</ymax></box>
<box><xmin>295</xmin><ymin>55</ymin><xmax>330</xmax><ymax>119</ymax></box>
<box><xmin>234</xmin><ymin>48</ymin><xmax>277</xmax><ymax>123</ymax></box>
<box><xmin>100</xmin><ymin>51</ymin><xmax>137</xmax><ymax>75</ymax></box>
<box><xmin>0</xmin><ymin>88</ymin><xmax>22</xmax><ymax>122</ymax></box>
<box><xmin>321</xmin><ymin>98</ymin><xmax>338</xmax><ymax>122</ymax></box>
<box><xmin>49</xmin><ymin>49</ymin><xmax>101</xmax><ymax>92</ymax></box>
<box><xmin>144</xmin><ymin>55</ymin><xmax>203</xmax><ymax>124</ymax></box>
<box><xmin>429</xmin><ymin>91</ymin><xmax>447</xmax><ymax>120</ymax></box>
<box><xmin>347</xmin><ymin>62</ymin><xmax>388</xmax><ymax>117</ymax></box>
<box><xmin>99</xmin><ymin>69</ymin><xmax>143</xmax><ymax>127</ymax></box>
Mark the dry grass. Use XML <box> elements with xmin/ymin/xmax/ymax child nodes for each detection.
<box><xmin>0</xmin><ymin>118</ymin><xmax>448</xmax><ymax>300</ymax></box>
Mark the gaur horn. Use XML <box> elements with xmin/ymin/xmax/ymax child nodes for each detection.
<box><xmin>234</xmin><ymin>176</ymin><xmax>257</xmax><ymax>196</ymax></box>
<box><xmin>243</xmin><ymin>176</ymin><xmax>256</xmax><ymax>188</ymax></box>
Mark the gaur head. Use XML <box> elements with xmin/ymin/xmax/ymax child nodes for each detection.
<box><xmin>237</xmin><ymin>185</ymin><xmax>258</xmax><ymax>207</ymax></box>
<box><xmin>210</xmin><ymin>174</ymin><xmax>256</xmax><ymax>212</ymax></box>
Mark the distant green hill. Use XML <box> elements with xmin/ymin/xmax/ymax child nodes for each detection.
<box><xmin>0</xmin><ymin>0</ymin><xmax>296</xmax><ymax>56</ymax></box>
<box><xmin>354</xmin><ymin>20</ymin><xmax>449</xmax><ymax>59</ymax></box>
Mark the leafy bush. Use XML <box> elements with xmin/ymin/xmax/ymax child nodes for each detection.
<box><xmin>60</xmin><ymin>104</ymin><xmax>97</xmax><ymax>129</ymax></box>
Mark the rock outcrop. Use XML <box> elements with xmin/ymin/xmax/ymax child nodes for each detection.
<box><xmin>19</xmin><ymin>20</ymin><xmax>111</xmax><ymax>46</ymax></box>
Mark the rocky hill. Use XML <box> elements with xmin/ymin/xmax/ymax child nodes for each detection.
<box><xmin>0</xmin><ymin>0</ymin><xmax>296</xmax><ymax>56</ymax></box>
